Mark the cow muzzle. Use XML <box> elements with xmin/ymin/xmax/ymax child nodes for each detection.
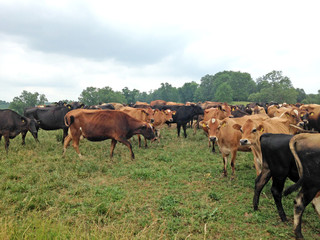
<box><xmin>209</xmin><ymin>136</ymin><xmax>217</xmax><ymax>142</ymax></box>
<box><xmin>240</xmin><ymin>139</ymin><xmax>250</xmax><ymax>145</ymax></box>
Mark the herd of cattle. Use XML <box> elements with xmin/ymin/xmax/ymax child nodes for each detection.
<box><xmin>0</xmin><ymin>99</ymin><xmax>319</xmax><ymax>239</ymax></box>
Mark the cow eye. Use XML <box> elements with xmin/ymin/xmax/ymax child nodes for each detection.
<box><xmin>240</xmin><ymin>129</ymin><xmax>243</xmax><ymax>133</ymax></box>
<box><xmin>252</xmin><ymin>129</ymin><xmax>257</xmax><ymax>133</ymax></box>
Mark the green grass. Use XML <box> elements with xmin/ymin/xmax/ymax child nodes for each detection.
<box><xmin>0</xmin><ymin>126</ymin><xmax>319</xmax><ymax>239</ymax></box>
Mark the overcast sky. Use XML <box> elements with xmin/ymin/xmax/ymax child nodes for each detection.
<box><xmin>1</xmin><ymin>0</ymin><xmax>320</xmax><ymax>102</ymax></box>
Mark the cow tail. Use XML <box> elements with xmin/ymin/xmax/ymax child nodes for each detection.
<box><xmin>283</xmin><ymin>135</ymin><xmax>304</xmax><ymax>196</ymax></box>
<box><xmin>284</xmin><ymin>177</ymin><xmax>303</xmax><ymax>196</ymax></box>
<box><xmin>64</xmin><ymin>115</ymin><xmax>75</xmax><ymax>127</ymax></box>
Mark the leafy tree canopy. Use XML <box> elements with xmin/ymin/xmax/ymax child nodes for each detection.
<box><xmin>9</xmin><ymin>90</ymin><xmax>47</xmax><ymax>114</ymax></box>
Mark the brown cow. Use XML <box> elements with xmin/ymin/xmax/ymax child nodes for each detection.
<box><xmin>233</xmin><ymin>117</ymin><xmax>299</xmax><ymax>175</ymax></box>
<box><xmin>63</xmin><ymin>109</ymin><xmax>156</xmax><ymax>159</ymax></box>
<box><xmin>206</xmin><ymin>117</ymin><xmax>251</xmax><ymax>176</ymax></box>
<box><xmin>153</xmin><ymin>109</ymin><xmax>174</xmax><ymax>141</ymax></box>
<box><xmin>150</xmin><ymin>100</ymin><xmax>167</xmax><ymax>107</ymax></box>
<box><xmin>120</xmin><ymin>107</ymin><xmax>155</xmax><ymax>147</ymax></box>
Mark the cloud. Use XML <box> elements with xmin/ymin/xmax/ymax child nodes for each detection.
<box><xmin>0</xmin><ymin>0</ymin><xmax>320</xmax><ymax>102</ymax></box>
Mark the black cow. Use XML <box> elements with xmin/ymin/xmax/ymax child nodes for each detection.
<box><xmin>172</xmin><ymin>105</ymin><xmax>204</xmax><ymax>138</ymax></box>
<box><xmin>23</xmin><ymin>104</ymin><xmax>79</xmax><ymax>143</ymax></box>
<box><xmin>0</xmin><ymin>109</ymin><xmax>38</xmax><ymax>152</ymax></box>
<box><xmin>253</xmin><ymin>133</ymin><xmax>299</xmax><ymax>222</ymax></box>
<box><xmin>283</xmin><ymin>133</ymin><xmax>320</xmax><ymax>240</ymax></box>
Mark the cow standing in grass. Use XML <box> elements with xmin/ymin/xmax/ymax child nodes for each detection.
<box><xmin>0</xmin><ymin>109</ymin><xmax>38</xmax><ymax>153</ymax></box>
<box><xmin>63</xmin><ymin>109</ymin><xmax>156</xmax><ymax>159</ymax></box>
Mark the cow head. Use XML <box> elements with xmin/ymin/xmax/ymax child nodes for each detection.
<box><xmin>164</xmin><ymin>109</ymin><xmax>174</xmax><ymax>122</ymax></box>
<box><xmin>298</xmin><ymin>110</ymin><xmax>309</xmax><ymax>129</ymax></box>
<box><xmin>233</xmin><ymin>119</ymin><xmax>264</xmax><ymax>146</ymax></box>
<box><xmin>27</xmin><ymin>118</ymin><xmax>39</xmax><ymax>141</ymax></box>
<box><xmin>207</xmin><ymin>118</ymin><xmax>221</xmax><ymax>143</ymax></box>
<box><xmin>139</xmin><ymin>123</ymin><xmax>157</xmax><ymax>141</ymax></box>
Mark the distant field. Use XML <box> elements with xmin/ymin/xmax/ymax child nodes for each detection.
<box><xmin>0</xmin><ymin>126</ymin><xmax>319</xmax><ymax>239</ymax></box>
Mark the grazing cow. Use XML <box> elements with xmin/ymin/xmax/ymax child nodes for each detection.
<box><xmin>172</xmin><ymin>105</ymin><xmax>204</xmax><ymax>138</ymax></box>
<box><xmin>206</xmin><ymin>117</ymin><xmax>251</xmax><ymax>176</ymax></box>
<box><xmin>253</xmin><ymin>134</ymin><xmax>299</xmax><ymax>222</ymax></box>
<box><xmin>0</xmin><ymin>109</ymin><xmax>38</xmax><ymax>152</ymax></box>
<box><xmin>283</xmin><ymin>133</ymin><xmax>320</xmax><ymax>240</ymax></box>
<box><xmin>233</xmin><ymin>117</ymin><xmax>299</xmax><ymax>175</ymax></box>
<box><xmin>23</xmin><ymin>103</ymin><xmax>81</xmax><ymax>143</ymax></box>
<box><xmin>120</xmin><ymin>107</ymin><xmax>155</xmax><ymax>147</ymax></box>
<box><xmin>63</xmin><ymin>109</ymin><xmax>156</xmax><ymax>159</ymax></box>
<box><xmin>153</xmin><ymin>109</ymin><xmax>174</xmax><ymax>141</ymax></box>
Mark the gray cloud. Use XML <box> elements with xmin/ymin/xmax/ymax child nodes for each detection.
<box><xmin>0</xmin><ymin>3</ymin><xmax>188</xmax><ymax>65</ymax></box>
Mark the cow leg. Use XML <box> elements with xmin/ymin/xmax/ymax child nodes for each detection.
<box><xmin>182</xmin><ymin>124</ymin><xmax>187</xmax><ymax>138</ymax></box>
<box><xmin>253</xmin><ymin>163</ymin><xmax>272</xmax><ymax>211</ymax></box>
<box><xmin>177</xmin><ymin>123</ymin><xmax>181</xmax><ymax>137</ymax></box>
<box><xmin>110</xmin><ymin>139</ymin><xmax>117</xmax><ymax>158</ymax></box>
<box><xmin>71</xmin><ymin>136</ymin><xmax>82</xmax><ymax>158</ymax></box>
<box><xmin>21</xmin><ymin>130</ymin><xmax>27</xmax><ymax>145</ymax></box>
<box><xmin>62</xmin><ymin>128</ymin><xmax>68</xmax><ymax>144</ymax></box>
<box><xmin>271</xmin><ymin>178</ymin><xmax>287</xmax><ymax>222</ymax></box>
<box><xmin>294</xmin><ymin>188</ymin><xmax>320</xmax><ymax>239</ymax></box>
<box><xmin>137</xmin><ymin>134</ymin><xmax>142</xmax><ymax>148</ymax></box>
<box><xmin>293</xmin><ymin>191</ymin><xmax>306</xmax><ymax>240</ymax></box>
<box><xmin>144</xmin><ymin>136</ymin><xmax>148</xmax><ymax>148</ymax></box>
<box><xmin>230</xmin><ymin>149</ymin><xmax>237</xmax><ymax>176</ymax></box>
<box><xmin>222</xmin><ymin>153</ymin><xmax>228</xmax><ymax>177</ymax></box>
<box><xmin>119</xmin><ymin>138</ymin><xmax>135</xmax><ymax>160</ymax></box>
<box><xmin>4</xmin><ymin>135</ymin><xmax>10</xmax><ymax>154</ymax></box>
<box><xmin>63</xmin><ymin>135</ymin><xmax>72</xmax><ymax>156</ymax></box>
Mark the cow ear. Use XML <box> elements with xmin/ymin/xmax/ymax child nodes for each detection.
<box><xmin>218</xmin><ymin>105</ymin><xmax>222</xmax><ymax>111</ymax></box>
<box><xmin>67</xmin><ymin>104</ymin><xmax>72</xmax><ymax>109</ymax></box>
<box><xmin>257</xmin><ymin>124</ymin><xmax>264</xmax><ymax>133</ymax></box>
<box><xmin>80</xmin><ymin>104</ymin><xmax>85</xmax><ymax>108</ymax></box>
<box><xmin>141</xmin><ymin>124</ymin><xmax>147</xmax><ymax>129</ymax></box>
<box><xmin>310</xmin><ymin>112</ymin><xmax>314</xmax><ymax>116</ymax></box>
<box><xmin>172</xmin><ymin>111</ymin><xmax>176</xmax><ymax>115</ymax></box>
<box><xmin>233</xmin><ymin>124</ymin><xmax>241</xmax><ymax>131</ymax></box>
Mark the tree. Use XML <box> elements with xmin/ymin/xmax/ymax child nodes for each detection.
<box><xmin>122</xmin><ymin>87</ymin><xmax>140</xmax><ymax>104</ymax></box>
<box><xmin>214</xmin><ymin>82</ymin><xmax>233</xmax><ymax>103</ymax></box>
<box><xmin>178</xmin><ymin>81</ymin><xmax>198</xmax><ymax>103</ymax></box>
<box><xmin>296</xmin><ymin>88</ymin><xmax>307</xmax><ymax>103</ymax></box>
<box><xmin>79</xmin><ymin>86</ymin><xmax>126</xmax><ymax>106</ymax></box>
<box><xmin>248</xmin><ymin>70</ymin><xmax>298</xmax><ymax>103</ymax></box>
<box><xmin>0</xmin><ymin>100</ymin><xmax>10</xmax><ymax>109</ymax></box>
<box><xmin>196</xmin><ymin>74</ymin><xmax>215</xmax><ymax>101</ymax></box>
<box><xmin>9</xmin><ymin>91</ymin><xmax>47</xmax><ymax>114</ymax></box>
<box><xmin>149</xmin><ymin>83</ymin><xmax>180</xmax><ymax>102</ymax></box>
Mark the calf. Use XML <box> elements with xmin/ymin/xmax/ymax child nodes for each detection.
<box><xmin>284</xmin><ymin>133</ymin><xmax>320</xmax><ymax>239</ymax></box>
<box><xmin>0</xmin><ymin>109</ymin><xmax>38</xmax><ymax>152</ymax></box>
<box><xmin>63</xmin><ymin>109</ymin><xmax>156</xmax><ymax>159</ymax></box>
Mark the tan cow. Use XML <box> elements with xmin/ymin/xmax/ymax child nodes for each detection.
<box><xmin>206</xmin><ymin>117</ymin><xmax>251</xmax><ymax>176</ymax></box>
<box><xmin>153</xmin><ymin>109</ymin><xmax>174</xmax><ymax>141</ymax></box>
<box><xmin>233</xmin><ymin>117</ymin><xmax>299</xmax><ymax>175</ymax></box>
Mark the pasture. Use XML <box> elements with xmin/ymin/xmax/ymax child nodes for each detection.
<box><xmin>0</xmin><ymin>126</ymin><xmax>319</xmax><ymax>239</ymax></box>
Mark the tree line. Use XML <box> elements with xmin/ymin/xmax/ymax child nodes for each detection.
<box><xmin>2</xmin><ymin>70</ymin><xmax>320</xmax><ymax>114</ymax></box>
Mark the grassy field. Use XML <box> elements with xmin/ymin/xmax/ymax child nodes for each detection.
<box><xmin>0</xmin><ymin>125</ymin><xmax>319</xmax><ymax>240</ymax></box>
